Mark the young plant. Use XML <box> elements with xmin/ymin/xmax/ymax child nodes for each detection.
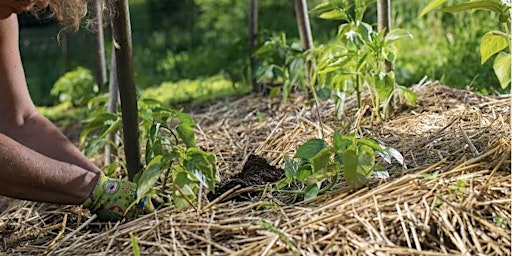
<box><xmin>253</xmin><ymin>32</ymin><xmax>307</xmax><ymax>100</ymax></box>
<box><xmin>80</xmin><ymin>96</ymin><xmax>219</xmax><ymax>210</ymax></box>
<box><xmin>421</xmin><ymin>0</ymin><xmax>511</xmax><ymax>89</ymax></box>
<box><xmin>312</xmin><ymin>0</ymin><xmax>416</xmax><ymax>120</ymax></box>
<box><xmin>278</xmin><ymin>131</ymin><xmax>403</xmax><ymax>200</ymax></box>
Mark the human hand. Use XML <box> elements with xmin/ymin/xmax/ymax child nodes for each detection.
<box><xmin>82</xmin><ymin>172</ymin><xmax>155</xmax><ymax>221</ymax></box>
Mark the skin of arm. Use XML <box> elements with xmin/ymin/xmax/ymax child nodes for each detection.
<box><xmin>0</xmin><ymin>14</ymin><xmax>100</xmax><ymax>204</ymax></box>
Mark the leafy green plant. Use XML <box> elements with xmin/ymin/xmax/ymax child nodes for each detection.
<box><xmin>80</xmin><ymin>97</ymin><xmax>219</xmax><ymax>210</ymax></box>
<box><xmin>254</xmin><ymin>32</ymin><xmax>308</xmax><ymax>100</ymax></box>
<box><xmin>51</xmin><ymin>67</ymin><xmax>99</xmax><ymax>107</ymax></box>
<box><xmin>278</xmin><ymin>131</ymin><xmax>403</xmax><ymax>200</ymax></box>
<box><xmin>421</xmin><ymin>0</ymin><xmax>511</xmax><ymax>89</ymax></box>
<box><xmin>312</xmin><ymin>0</ymin><xmax>417</xmax><ymax>120</ymax></box>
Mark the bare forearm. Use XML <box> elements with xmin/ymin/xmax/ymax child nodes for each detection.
<box><xmin>1</xmin><ymin>112</ymin><xmax>101</xmax><ymax>173</ymax></box>
<box><xmin>0</xmin><ymin>132</ymin><xmax>98</xmax><ymax>204</ymax></box>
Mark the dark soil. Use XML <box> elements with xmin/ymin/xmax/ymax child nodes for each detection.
<box><xmin>207</xmin><ymin>154</ymin><xmax>284</xmax><ymax>202</ymax></box>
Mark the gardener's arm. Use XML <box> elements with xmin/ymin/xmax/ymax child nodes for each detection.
<box><xmin>0</xmin><ymin>14</ymin><xmax>100</xmax><ymax>204</ymax></box>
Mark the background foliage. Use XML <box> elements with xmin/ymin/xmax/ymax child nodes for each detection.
<box><xmin>21</xmin><ymin>0</ymin><xmax>505</xmax><ymax>106</ymax></box>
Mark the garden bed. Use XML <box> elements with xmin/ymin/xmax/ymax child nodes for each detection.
<box><xmin>0</xmin><ymin>83</ymin><xmax>510</xmax><ymax>255</ymax></box>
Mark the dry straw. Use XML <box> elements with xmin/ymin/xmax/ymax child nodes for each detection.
<box><xmin>1</xmin><ymin>83</ymin><xmax>510</xmax><ymax>255</ymax></box>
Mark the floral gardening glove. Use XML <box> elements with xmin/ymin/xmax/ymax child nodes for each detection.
<box><xmin>83</xmin><ymin>172</ymin><xmax>155</xmax><ymax>221</ymax></box>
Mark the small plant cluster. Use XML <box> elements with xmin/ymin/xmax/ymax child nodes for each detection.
<box><xmin>253</xmin><ymin>32</ymin><xmax>308</xmax><ymax>100</ymax></box>
<box><xmin>80</xmin><ymin>96</ymin><xmax>218</xmax><ymax>210</ymax></box>
<box><xmin>277</xmin><ymin>131</ymin><xmax>404</xmax><ymax>200</ymax></box>
<box><xmin>51</xmin><ymin>67</ymin><xmax>99</xmax><ymax>107</ymax></box>
<box><xmin>312</xmin><ymin>0</ymin><xmax>417</xmax><ymax>120</ymax></box>
<box><xmin>421</xmin><ymin>0</ymin><xmax>511</xmax><ymax>89</ymax></box>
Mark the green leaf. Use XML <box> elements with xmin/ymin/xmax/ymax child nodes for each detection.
<box><xmin>130</xmin><ymin>234</ymin><xmax>141</xmax><ymax>256</ymax></box>
<box><xmin>358</xmin><ymin>145</ymin><xmax>375</xmax><ymax>169</ymax></box>
<box><xmin>493</xmin><ymin>52</ymin><xmax>512</xmax><ymax>89</ymax></box>
<box><xmin>310</xmin><ymin>146</ymin><xmax>334</xmax><ymax>173</ymax></box>
<box><xmin>311</xmin><ymin>2</ymin><xmax>335</xmax><ymax>13</ymax></box>
<box><xmin>342</xmin><ymin>150</ymin><xmax>368</xmax><ymax>187</ymax></box>
<box><xmin>136</xmin><ymin>156</ymin><xmax>163</xmax><ymax>201</ymax></box>
<box><xmin>304</xmin><ymin>184</ymin><xmax>319</xmax><ymax>201</ymax></box>
<box><xmin>419</xmin><ymin>0</ymin><xmax>448</xmax><ymax>17</ymax></box>
<box><xmin>481</xmin><ymin>31</ymin><xmax>510</xmax><ymax>64</ymax></box>
<box><xmin>296</xmin><ymin>166</ymin><xmax>313</xmax><ymax>182</ymax></box>
<box><xmin>374</xmin><ymin>72</ymin><xmax>395</xmax><ymax>101</ymax></box>
<box><xmin>333</xmin><ymin>131</ymin><xmax>354</xmax><ymax>152</ymax></box>
<box><xmin>385</xmin><ymin>29</ymin><xmax>413</xmax><ymax>42</ymax></box>
<box><xmin>319</xmin><ymin>9</ymin><xmax>348</xmax><ymax>20</ymax></box>
<box><xmin>284</xmin><ymin>157</ymin><xmax>299</xmax><ymax>178</ymax></box>
<box><xmin>294</xmin><ymin>139</ymin><xmax>328</xmax><ymax>160</ymax></box>
<box><xmin>289</xmin><ymin>58</ymin><xmax>304</xmax><ymax>84</ymax></box>
<box><xmin>184</xmin><ymin>148</ymin><xmax>218</xmax><ymax>191</ymax></box>
<box><xmin>172</xmin><ymin>170</ymin><xmax>197</xmax><ymax>210</ymax></box>
<box><xmin>176</xmin><ymin>123</ymin><xmax>196</xmax><ymax>148</ymax></box>
<box><xmin>397</xmin><ymin>86</ymin><xmax>418</xmax><ymax>105</ymax></box>
<box><xmin>357</xmin><ymin>138</ymin><xmax>384</xmax><ymax>152</ymax></box>
<box><xmin>439</xmin><ymin>1</ymin><xmax>504</xmax><ymax>14</ymax></box>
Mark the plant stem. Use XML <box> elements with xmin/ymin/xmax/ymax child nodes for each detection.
<box><xmin>356</xmin><ymin>74</ymin><xmax>361</xmax><ymax>108</ymax></box>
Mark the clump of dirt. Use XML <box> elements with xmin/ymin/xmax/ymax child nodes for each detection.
<box><xmin>207</xmin><ymin>154</ymin><xmax>284</xmax><ymax>202</ymax></box>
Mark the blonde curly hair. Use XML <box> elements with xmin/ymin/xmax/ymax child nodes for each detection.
<box><xmin>31</xmin><ymin>0</ymin><xmax>98</xmax><ymax>30</ymax></box>
<box><xmin>47</xmin><ymin>0</ymin><xmax>89</xmax><ymax>29</ymax></box>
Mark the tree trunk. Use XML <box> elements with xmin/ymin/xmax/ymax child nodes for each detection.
<box><xmin>248</xmin><ymin>0</ymin><xmax>259</xmax><ymax>92</ymax></box>
<box><xmin>294</xmin><ymin>0</ymin><xmax>314</xmax><ymax>86</ymax></box>
<box><xmin>92</xmin><ymin>0</ymin><xmax>107</xmax><ymax>90</ymax></box>
<box><xmin>377</xmin><ymin>0</ymin><xmax>393</xmax><ymax>72</ymax></box>
<box><xmin>111</xmin><ymin>0</ymin><xmax>142</xmax><ymax>181</ymax></box>
<box><xmin>104</xmin><ymin>43</ymin><xmax>119</xmax><ymax>166</ymax></box>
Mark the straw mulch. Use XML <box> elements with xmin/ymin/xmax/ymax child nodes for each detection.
<box><xmin>1</xmin><ymin>83</ymin><xmax>510</xmax><ymax>255</ymax></box>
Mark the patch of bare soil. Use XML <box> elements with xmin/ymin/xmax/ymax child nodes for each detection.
<box><xmin>207</xmin><ymin>154</ymin><xmax>284</xmax><ymax>202</ymax></box>
<box><xmin>1</xmin><ymin>82</ymin><xmax>510</xmax><ymax>255</ymax></box>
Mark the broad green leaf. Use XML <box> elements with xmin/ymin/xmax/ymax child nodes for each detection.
<box><xmin>342</xmin><ymin>150</ymin><xmax>368</xmax><ymax>187</ymax></box>
<box><xmin>420</xmin><ymin>0</ymin><xmax>448</xmax><ymax>17</ymax></box>
<box><xmin>385</xmin><ymin>29</ymin><xmax>413</xmax><ymax>42</ymax></box>
<box><xmin>305</xmin><ymin>163</ymin><xmax>339</xmax><ymax>184</ymax></box>
<box><xmin>172</xmin><ymin>171</ymin><xmax>197</xmax><ymax>210</ymax></box>
<box><xmin>253</xmin><ymin>42</ymin><xmax>275</xmax><ymax>56</ymax></box>
<box><xmin>358</xmin><ymin>145</ymin><xmax>375</xmax><ymax>168</ymax></box>
<box><xmin>289</xmin><ymin>58</ymin><xmax>304</xmax><ymax>84</ymax></box>
<box><xmin>357</xmin><ymin>138</ymin><xmax>384</xmax><ymax>152</ymax></box>
<box><xmin>397</xmin><ymin>86</ymin><xmax>418</xmax><ymax>104</ymax></box>
<box><xmin>184</xmin><ymin>148</ymin><xmax>218</xmax><ymax>191</ymax></box>
<box><xmin>319</xmin><ymin>9</ymin><xmax>348</xmax><ymax>20</ymax></box>
<box><xmin>304</xmin><ymin>184</ymin><xmax>319</xmax><ymax>201</ymax></box>
<box><xmin>296</xmin><ymin>166</ymin><xmax>313</xmax><ymax>182</ymax></box>
<box><xmin>311</xmin><ymin>2</ymin><xmax>335</xmax><ymax>13</ymax></box>
<box><xmin>311</xmin><ymin>146</ymin><xmax>335</xmax><ymax>173</ymax></box>
<box><xmin>294</xmin><ymin>139</ymin><xmax>328</xmax><ymax>160</ymax></box>
<box><xmin>333</xmin><ymin>131</ymin><xmax>354</xmax><ymax>152</ymax></box>
<box><xmin>374</xmin><ymin>72</ymin><xmax>395</xmax><ymax>101</ymax></box>
<box><xmin>493</xmin><ymin>52</ymin><xmax>512</xmax><ymax>89</ymax></box>
<box><xmin>284</xmin><ymin>157</ymin><xmax>299</xmax><ymax>178</ymax></box>
<box><xmin>176</xmin><ymin>124</ymin><xmax>196</xmax><ymax>148</ymax></box>
<box><xmin>137</xmin><ymin>156</ymin><xmax>163</xmax><ymax>201</ymax></box>
<box><xmin>83</xmin><ymin>136</ymin><xmax>107</xmax><ymax>157</ymax></box>
<box><xmin>480</xmin><ymin>31</ymin><xmax>509</xmax><ymax>64</ymax></box>
<box><xmin>439</xmin><ymin>1</ymin><xmax>504</xmax><ymax>14</ymax></box>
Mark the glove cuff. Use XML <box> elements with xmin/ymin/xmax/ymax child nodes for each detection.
<box><xmin>82</xmin><ymin>172</ymin><xmax>110</xmax><ymax>211</ymax></box>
